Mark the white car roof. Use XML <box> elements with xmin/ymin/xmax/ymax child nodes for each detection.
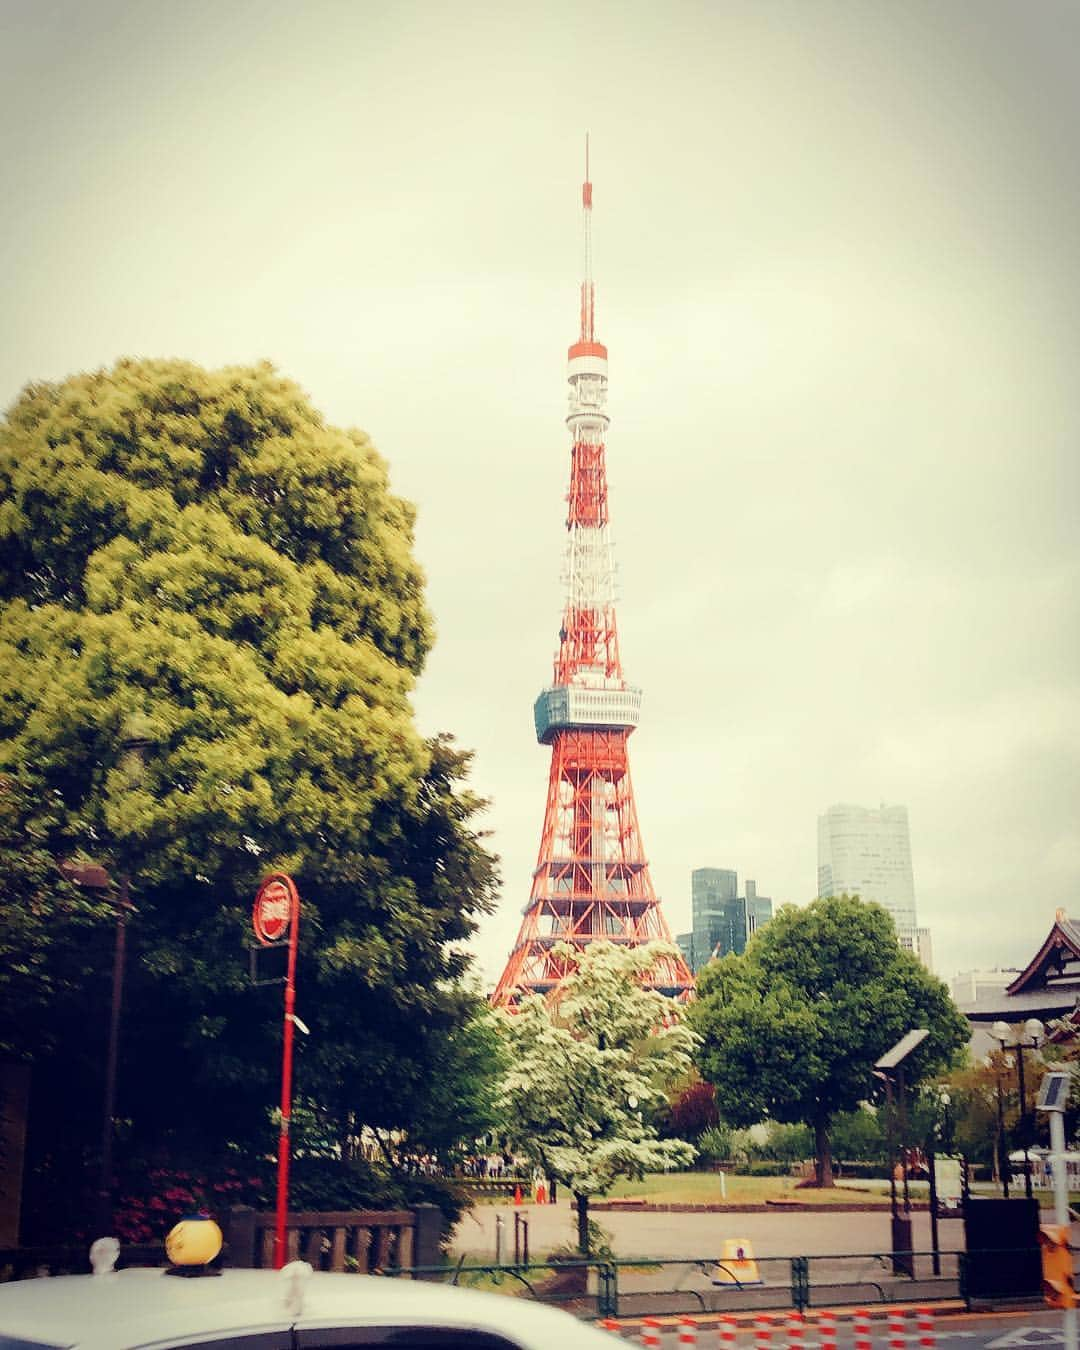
<box><xmin>0</xmin><ymin>1267</ymin><xmax>616</xmax><ymax>1350</ymax></box>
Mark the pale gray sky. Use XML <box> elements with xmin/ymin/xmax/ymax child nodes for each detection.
<box><xmin>3</xmin><ymin>0</ymin><xmax>1078</xmax><ymax>988</ymax></box>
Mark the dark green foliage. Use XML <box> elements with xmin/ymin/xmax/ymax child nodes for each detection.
<box><xmin>0</xmin><ymin>779</ymin><xmax>115</xmax><ymax>1059</ymax></box>
<box><xmin>738</xmin><ymin>1161</ymin><xmax>790</xmax><ymax>1177</ymax></box>
<box><xmin>829</xmin><ymin>1107</ymin><xmax>887</xmax><ymax>1164</ymax></box>
<box><xmin>287</xmin><ymin>1157</ymin><xmax>467</xmax><ymax>1238</ymax></box>
<box><xmin>754</xmin><ymin>1122</ymin><xmax>814</xmax><ymax>1163</ymax></box>
<box><xmin>0</xmin><ymin>359</ymin><xmax>500</xmax><ymax>1233</ymax></box>
<box><xmin>691</xmin><ymin>896</ymin><xmax>969</xmax><ymax>1185</ymax></box>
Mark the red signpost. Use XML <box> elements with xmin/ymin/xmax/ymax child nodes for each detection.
<box><xmin>252</xmin><ymin>872</ymin><xmax>301</xmax><ymax>1270</ymax></box>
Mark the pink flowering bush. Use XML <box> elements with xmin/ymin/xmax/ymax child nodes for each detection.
<box><xmin>113</xmin><ymin>1166</ymin><xmax>266</xmax><ymax>1244</ymax></box>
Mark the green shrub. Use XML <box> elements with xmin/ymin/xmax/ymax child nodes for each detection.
<box><xmin>696</xmin><ymin>1125</ymin><xmax>735</xmax><ymax>1164</ymax></box>
<box><xmin>754</xmin><ymin>1122</ymin><xmax>813</xmax><ymax>1163</ymax></box>
<box><xmin>547</xmin><ymin>1220</ymin><xmax>615</xmax><ymax>1263</ymax></box>
<box><xmin>286</xmin><ymin>1157</ymin><xmax>467</xmax><ymax>1239</ymax></box>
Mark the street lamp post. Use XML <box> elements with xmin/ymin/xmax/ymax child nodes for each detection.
<box><xmin>874</xmin><ymin>1029</ymin><xmax>928</xmax><ymax>1280</ymax></box>
<box><xmin>1016</xmin><ymin>1018</ymin><xmax>1044</xmax><ymax>1200</ymax></box>
<box><xmin>992</xmin><ymin>1018</ymin><xmax>1044</xmax><ymax>1201</ymax></box>
<box><xmin>989</xmin><ymin>1026</ymin><xmax>1011</xmax><ymax>1198</ymax></box>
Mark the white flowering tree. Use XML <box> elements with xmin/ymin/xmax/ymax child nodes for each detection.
<box><xmin>496</xmin><ymin>941</ymin><xmax>699</xmax><ymax>1255</ymax></box>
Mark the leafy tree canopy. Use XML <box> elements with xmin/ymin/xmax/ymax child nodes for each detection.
<box><xmin>690</xmin><ymin>896</ymin><xmax>969</xmax><ymax>1186</ymax></box>
<box><xmin>0</xmin><ymin>779</ymin><xmax>115</xmax><ymax>1059</ymax></box>
<box><xmin>497</xmin><ymin>941</ymin><xmax>697</xmax><ymax>1253</ymax></box>
<box><xmin>0</xmin><ymin>359</ymin><xmax>498</xmax><ymax>1229</ymax></box>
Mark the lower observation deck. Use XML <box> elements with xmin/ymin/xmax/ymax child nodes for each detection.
<box><xmin>534</xmin><ymin>681</ymin><xmax>642</xmax><ymax>743</ymax></box>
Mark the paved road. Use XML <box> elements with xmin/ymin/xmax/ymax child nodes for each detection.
<box><xmin>455</xmin><ymin>1203</ymin><xmax>1079</xmax><ymax>1264</ymax></box>
<box><xmin>453</xmin><ymin>1204</ymin><xmax>967</xmax><ymax>1263</ymax></box>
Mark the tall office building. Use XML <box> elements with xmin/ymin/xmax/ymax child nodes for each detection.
<box><xmin>817</xmin><ymin>802</ymin><xmax>918</xmax><ymax>951</ymax></box>
<box><xmin>677</xmin><ymin>869</ymin><xmax>773</xmax><ymax>973</ymax></box>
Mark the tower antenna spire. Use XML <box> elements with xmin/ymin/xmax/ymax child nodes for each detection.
<box><xmin>581</xmin><ymin>134</ymin><xmax>594</xmax><ymax>343</ymax></box>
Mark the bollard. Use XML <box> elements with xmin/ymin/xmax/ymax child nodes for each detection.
<box><xmin>888</xmin><ymin>1310</ymin><xmax>906</xmax><ymax>1350</ymax></box>
<box><xmin>601</xmin><ymin>1318</ymin><xmax>621</xmax><ymax>1337</ymax></box>
<box><xmin>494</xmin><ymin>1212</ymin><xmax>503</xmax><ymax>1266</ymax></box>
<box><xmin>678</xmin><ymin>1318</ymin><xmax>698</xmax><ymax>1348</ymax></box>
<box><xmin>854</xmin><ymin>1308</ymin><xmax>872</xmax><ymax>1350</ymax></box>
<box><xmin>755</xmin><ymin>1314</ymin><xmax>773</xmax><ymax>1350</ymax></box>
<box><xmin>787</xmin><ymin>1312</ymin><xmax>804</xmax><ymax>1350</ymax></box>
<box><xmin>817</xmin><ymin>1312</ymin><xmax>837</xmax><ymax>1350</ymax></box>
<box><xmin>642</xmin><ymin>1317</ymin><xmax>662</xmax><ymax>1349</ymax></box>
<box><xmin>721</xmin><ymin>1316</ymin><xmax>738</xmax><ymax>1350</ymax></box>
<box><xmin>513</xmin><ymin>1212</ymin><xmax>530</xmax><ymax>1266</ymax></box>
<box><xmin>917</xmin><ymin>1308</ymin><xmax>935</xmax><ymax>1350</ymax></box>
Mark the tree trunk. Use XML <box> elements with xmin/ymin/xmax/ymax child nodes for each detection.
<box><xmin>575</xmin><ymin>1192</ymin><xmax>590</xmax><ymax>1254</ymax></box>
<box><xmin>814</xmin><ymin>1114</ymin><xmax>834</xmax><ymax>1188</ymax></box>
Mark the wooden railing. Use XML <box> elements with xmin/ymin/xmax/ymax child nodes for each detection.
<box><xmin>1</xmin><ymin>1206</ymin><xmax>444</xmax><ymax>1282</ymax></box>
<box><xmin>223</xmin><ymin>1204</ymin><xmax>443</xmax><ymax>1275</ymax></box>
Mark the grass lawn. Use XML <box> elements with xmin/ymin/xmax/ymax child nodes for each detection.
<box><xmin>603</xmin><ymin>1172</ymin><xmax>896</xmax><ymax>1205</ymax></box>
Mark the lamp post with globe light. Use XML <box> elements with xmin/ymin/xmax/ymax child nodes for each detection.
<box><xmin>992</xmin><ymin>1018</ymin><xmax>1044</xmax><ymax>1200</ymax></box>
<box><xmin>989</xmin><ymin>1028</ymin><xmax>1011</xmax><ymax>1199</ymax></box>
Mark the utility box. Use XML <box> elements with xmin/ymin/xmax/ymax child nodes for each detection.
<box><xmin>963</xmin><ymin>1197</ymin><xmax>1043</xmax><ymax>1303</ymax></box>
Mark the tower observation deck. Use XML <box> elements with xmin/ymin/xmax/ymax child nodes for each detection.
<box><xmin>491</xmin><ymin>145</ymin><xmax>694</xmax><ymax>1007</ymax></box>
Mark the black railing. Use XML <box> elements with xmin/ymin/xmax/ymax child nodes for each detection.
<box><xmin>387</xmin><ymin>1247</ymin><xmax>976</xmax><ymax>1319</ymax></box>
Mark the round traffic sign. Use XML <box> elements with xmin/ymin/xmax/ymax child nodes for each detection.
<box><xmin>253</xmin><ymin>874</ymin><xmax>296</xmax><ymax>945</ymax></box>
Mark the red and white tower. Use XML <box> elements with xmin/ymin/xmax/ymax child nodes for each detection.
<box><xmin>492</xmin><ymin>147</ymin><xmax>694</xmax><ymax>1007</ymax></box>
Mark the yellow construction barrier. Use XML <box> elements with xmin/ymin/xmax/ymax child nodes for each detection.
<box><xmin>712</xmin><ymin>1237</ymin><xmax>763</xmax><ymax>1286</ymax></box>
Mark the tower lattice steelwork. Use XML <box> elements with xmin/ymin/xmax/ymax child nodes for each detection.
<box><xmin>492</xmin><ymin>147</ymin><xmax>694</xmax><ymax>1007</ymax></box>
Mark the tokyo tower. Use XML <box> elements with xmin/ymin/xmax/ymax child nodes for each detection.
<box><xmin>492</xmin><ymin>146</ymin><xmax>694</xmax><ymax>1007</ymax></box>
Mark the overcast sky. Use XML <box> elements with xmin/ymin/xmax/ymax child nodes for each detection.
<box><xmin>3</xmin><ymin>0</ymin><xmax>1078</xmax><ymax>989</ymax></box>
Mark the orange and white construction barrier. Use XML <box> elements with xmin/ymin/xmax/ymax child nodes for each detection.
<box><xmin>720</xmin><ymin>1315</ymin><xmax>738</xmax><ymax>1350</ymax></box>
<box><xmin>854</xmin><ymin>1308</ymin><xmax>872</xmax><ymax>1350</ymax></box>
<box><xmin>678</xmin><ymin>1318</ymin><xmax>698</xmax><ymax>1347</ymax></box>
<box><xmin>816</xmin><ymin>1311</ymin><xmax>837</xmax><ymax>1350</ymax></box>
<box><xmin>786</xmin><ymin>1312</ymin><xmax>805</xmax><ymax>1350</ymax></box>
<box><xmin>917</xmin><ymin>1307</ymin><xmax>935</xmax><ymax>1350</ymax></box>
<box><xmin>888</xmin><ymin>1310</ymin><xmax>906</xmax><ymax>1350</ymax></box>
<box><xmin>600</xmin><ymin>1318</ymin><xmax>621</xmax><ymax>1337</ymax></box>
<box><xmin>642</xmin><ymin>1316</ymin><xmax>662</xmax><ymax>1349</ymax></box>
<box><xmin>755</xmin><ymin>1314</ymin><xmax>773</xmax><ymax>1350</ymax></box>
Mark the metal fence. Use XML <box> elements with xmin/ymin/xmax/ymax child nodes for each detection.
<box><xmin>388</xmin><ymin>1248</ymin><xmax>969</xmax><ymax>1320</ymax></box>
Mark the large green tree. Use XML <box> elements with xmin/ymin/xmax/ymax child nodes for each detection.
<box><xmin>497</xmin><ymin>942</ymin><xmax>697</xmax><ymax>1254</ymax></box>
<box><xmin>0</xmin><ymin>359</ymin><xmax>498</xmax><ymax>1234</ymax></box>
<box><xmin>690</xmin><ymin>896</ymin><xmax>969</xmax><ymax>1186</ymax></box>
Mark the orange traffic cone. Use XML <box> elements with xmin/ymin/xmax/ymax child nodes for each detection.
<box><xmin>513</xmin><ymin>1185</ymin><xmax>523</xmax><ymax>1207</ymax></box>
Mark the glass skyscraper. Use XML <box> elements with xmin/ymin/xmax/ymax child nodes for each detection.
<box><xmin>678</xmin><ymin>868</ymin><xmax>773</xmax><ymax>973</ymax></box>
<box><xmin>817</xmin><ymin>802</ymin><xmax>918</xmax><ymax>952</ymax></box>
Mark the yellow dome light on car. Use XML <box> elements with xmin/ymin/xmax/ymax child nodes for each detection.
<box><xmin>165</xmin><ymin>1213</ymin><xmax>223</xmax><ymax>1276</ymax></box>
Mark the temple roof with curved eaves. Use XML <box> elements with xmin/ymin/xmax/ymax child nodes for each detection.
<box><xmin>1006</xmin><ymin>910</ymin><xmax>1080</xmax><ymax>996</ymax></box>
<box><xmin>956</xmin><ymin>910</ymin><xmax>1080</xmax><ymax>1026</ymax></box>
